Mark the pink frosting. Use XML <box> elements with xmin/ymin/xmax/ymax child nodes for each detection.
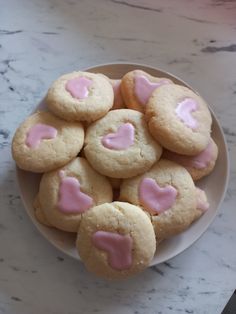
<box><xmin>26</xmin><ymin>123</ymin><xmax>57</xmax><ymax>149</ymax></box>
<box><xmin>196</xmin><ymin>187</ymin><xmax>209</xmax><ymax>212</ymax></box>
<box><xmin>65</xmin><ymin>76</ymin><xmax>92</xmax><ymax>99</ymax></box>
<box><xmin>175</xmin><ymin>98</ymin><xmax>199</xmax><ymax>129</ymax></box>
<box><xmin>57</xmin><ymin>171</ymin><xmax>93</xmax><ymax>214</ymax></box>
<box><xmin>139</xmin><ymin>178</ymin><xmax>177</xmax><ymax>215</ymax></box>
<box><xmin>164</xmin><ymin>140</ymin><xmax>213</xmax><ymax>169</ymax></box>
<box><xmin>101</xmin><ymin>123</ymin><xmax>135</xmax><ymax>150</ymax></box>
<box><xmin>92</xmin><ymin>231</ymin><xmax>133</xmax><ymax>270</ymax></box>
<box><xmin>134</xmin><ymin>75</ymin><xmax>169</xmax><ymax>105</ymax></box>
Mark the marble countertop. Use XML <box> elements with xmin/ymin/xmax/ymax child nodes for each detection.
<box><xmin>1</xmin><ymin>0</ymin><xmax>236</xmax><ymax>313</ymax></box>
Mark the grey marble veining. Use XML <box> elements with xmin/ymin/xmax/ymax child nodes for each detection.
<box><xmin>0</xmin><ymin>0</ymin><xmax>236</xmax><ymax>313</ymax></box>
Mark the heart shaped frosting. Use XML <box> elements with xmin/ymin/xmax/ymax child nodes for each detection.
<box><xmin>65</xmin><ymin>76</ymin><xmax>92</xmax><ymax>99</ymax></box>
<box><xmin>92</xmin><ymin>231</ymin><xmax>133</xmax><ymax>270</ymax></box>
<box><xmin>26</xmin><ymin>123</ymin><xmax>57</xmax><ymax>149</ymax></box>
<box><xmin>101</xmin><ymin>123</ymin><xmax>135</xmax><ymax>150</ymax></box>
<box><xmin>139</xmin><ymin>178</ymin><xmax>177</xmax><ymax>214</ymax></box>
<box><xmin>175</xmin><ymin>98</ymin><xmax>199</xmax><ymax>129</ymax></box>
<box><xmin>57</xmin><ymin>172</ymin><xmax>93</xmax><ymax>214</ymax></box>
<box><xmin>196</xmin><ymin>187</ymin><xmax>209</xmax><ymax>212</ymax></box>
<box><xmin>134</xmin><ymin>75</ymin><xmax>169</xmax><ymax>105</ymax></box>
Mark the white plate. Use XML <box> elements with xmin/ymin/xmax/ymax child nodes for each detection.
<box><xmin>16</xmin><ymin>63</ymin><xmax>229</xmax><ymax>266</ymax></box>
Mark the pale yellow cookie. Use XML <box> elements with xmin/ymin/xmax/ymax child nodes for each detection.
<box><xmin>120</xmin><ymin>159</ymin><xmax>199</xmax><ymax>242</ymax></box>
<box><xmin>38</xmin><ymin>157</ymin><xmax>113</xmax><ymax>232</ymax></box>
<box><xmin>163</xmin><ymin>138</ymin><xmax>218</xmax><ymax>181</ymax></box>
<box><xmin>46</xmin><ymin>71</ymin><xmax>114</xmax><ymax>122</ymax></box>
<box><xmin>84</xmin><ymin>109</ymin><xmax>162</xmax><ymax>178</ymax></box>
<box><xmin>33</xmin><ymin>194</ymin><xmax>52</xmax><ymax>227</ymax></box>
<box><xmin>121</xmin><ymin>70</ymin><xmax>173</xmax><ymax>112</ymax></box>
<box><xmin>76</xmin><ymin>201</ymin><xmax>156</xmax><ymax>280</ymax></box>
<box><xmin>12</xmin><ymin>111</ymin><xmax>84</xmax><ymax>173</ymax></box>
<box><xmin>145</xmin><ymin>84</ymin><xmax>212</xmax><ymax>155</ymax></box>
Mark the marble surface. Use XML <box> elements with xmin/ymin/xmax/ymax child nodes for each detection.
<box><xmin>1</xmin><ymin>0</ymin><xmax>236</xmax><ymax>313</ymax></box>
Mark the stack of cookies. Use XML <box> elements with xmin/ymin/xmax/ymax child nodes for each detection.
<box><xmin>12</xmin><ymin>69</ymin><xmax>218</xmax><ymax>279</ymax></box>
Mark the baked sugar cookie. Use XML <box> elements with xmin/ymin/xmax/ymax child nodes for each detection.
<box><xmin>84</xmin><ymin>109</ymin><xmax>162</xmax><ymax>178</ymax></box>
<box><xmin>46</xmin><ymin>71</ymin><xmax>114</xmax><ymax>122</ymax></box>
<box><xmin>145</xmin><ymin>84</ymin><xmax>212</xmax><ymax>155</ymax></box>
<box><xmin>120</xmin><ymin>159</ymin><xmax>199</xmax><ymax>242</ymax></box>
<box><xmin>163</xmin><ymin>138</ymin><xmax>218</xmax><ymax>181</ymax></box>
<box><xmin>121</xmin><ymin>70</ymin><xmax>173</xmax><ymax>112</ymax></box>
<box><xmin>33</xmin><ymin>194</ymin><xmax>52</xmax><ymax>227</ymax></box>
<box><xmin>38</xmin><ymin>157</ymin><xmax>112</xmax><ymax>232</ymax></box>
<box><xmin>76</xmin><ymin>201</ymin><xmax>156</xmax><ymax>279</ymax></box>
<box><xmin>12</xmin><ymin>111</ymin><xmax>84</xmax><ymax>173</ymax></box>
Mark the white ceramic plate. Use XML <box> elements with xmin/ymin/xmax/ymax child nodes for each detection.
<box><xmin>16</xmin><ymin>63</ymin><xmax>229</xmax><ymax>266</ymax></box>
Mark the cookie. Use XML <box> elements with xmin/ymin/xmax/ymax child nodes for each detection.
<box><xmin>120</xmin><ymin>159</ymin><xmax>199</xmax><ymax>242</ymax></box>
<box><xmin>145</xmin><ymin>84</ymin><xmax>212</xmax><ymax>155</ymax></box>
<box><xmin>84</xmin><ymin>109</ymin><xmax>162</xmax><ymax>178</ymax></box>
<box><xmin>46</xmin><ymin>71</ymin><xmax>114</xmax><ymax>122</ymax></box>
<box><xmin>33</xmin><ymin>194</ymin><xmax>52</xmax><ymax>227</ymax></box>
<box><xmin>38</xmin><ymin>157</ymin><xmax>113</xmax><ymax>232</ymax></box>
<box><xmin>108</xmin><ymin>177</ymin><xmax>122</xmax><ymax>189</ymax></box>
<box><xmin>110</xmin><ymin>79</ymin><xmax>125</xmax><ymax>110</ymax></box>
<box><xmin>76</xmin><ymin>201</ymin><xmax>156</xmax><ymax>280</ymax></box>
<box><xmin>121</xmin><ymin>70</ymin><xmax>173</xmax><ymax>112</ymax></box>
<box><xmin>163</xmin><ymin>138</ymin><xmax>218</xmax><ymax>181</ymax></box>
<box><xmin>12</xmin><ymin>111</ymin><xmax>84</xmax><ymax>173</ymax></box>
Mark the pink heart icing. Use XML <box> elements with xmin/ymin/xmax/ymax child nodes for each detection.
<box><xmin>92</xmin><ymin>231</ymin><xmax>133</xmax><ymax>270</ymax></box>
<box><xmin>196</xmin><ymin>187</ymin><xmax>209</xmax><ymax>212</ymax></box>
<box><xmin>175</xmin><ymin>98</ymin><xmax>199</xmax><ymax>129</ymax></box>
<box><xmin>163</xmin><ymin>140</ymin><xmax>213</xmax><ymax>169</ymax></box>
<box><xmin>65</xmin><ymin>76</ymin><xmax>92</xmax><ymax>99</ymax></box>
<box><xmin>26</xmin><ymin>123</ymin><xmax>57</xmax><ymax>149</ymax></box>
<box><xmin>101</xmin><ymin>123</ymin><xmax>135</xmax><ymax>150</ymax></box>
<box><xmin>57</xmin><ymin>171</ymin><xmax>93</xmax><ymax>214</ymax></box>
<box><xmin>139</xmin><ymin>178</ymin><xmax>177</xmax><ymax>214</ymax></box>
<box><xmin>134</xmin><ymin>75</ymin><xmax>170</xmax><ymax>105</ymax></box>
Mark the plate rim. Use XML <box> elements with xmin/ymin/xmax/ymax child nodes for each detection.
<box><xmin>16</xmin><ymin>62</ymin><xmax>230</xmax><ymax>266</ymax></box>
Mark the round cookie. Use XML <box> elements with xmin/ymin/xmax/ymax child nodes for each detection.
<box><xmin>12</xmin><ymin>111</ymin><xmax>84</xmax><ymax>173</ymax></box>
<box><xmin>84</xmin><ymin>109</ymin><xmax>162</xmax><ymax>178</ymax></box>
<box><xmin>46</xmin><ymin>71</ymin><xmax>114</xmax><ymax>122</ymax></box>
<box><xmin>76</xmin><ymin>201</ymin><xmax>156</xmax><ymax>280</ymax></box>
<box><xmin>110</xmin><ymin>79</ymin><xmax>125</xmax><ymax>110</ymax></box>
<box><xmin>121</xmin><ymin>70</ymin><xmax>173</xmax><ymax>112</ymax></box>
<box><xmin>119</xmin><ymin>159</ymin><xmax>199</xmax><ymax>242</ymax></box>
<box><xmin>163</xmin><ymin>138</ymin><xmax>218</xmax><ymax>181</ymax></box>
<box><xmin>33</xmin><ymin>194</ymin><xmax>52</xmax><ymax>227</ymax></box>
<box><xmin>145</xmin><ymin>84</ymin><xmax>212</xmax><ymax>155</ymax></box>
<box><xmin>38</xmin><ymin>157</ymin><xmax>113</xmax><ymax>232</ymax></box>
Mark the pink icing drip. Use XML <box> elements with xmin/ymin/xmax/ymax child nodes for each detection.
<box><xmin>101</xmin><ymin>123</ymin><xmax>135</xmax><ymax>150</ymax></box>
<box><xmin>65</xmin><ymin>76</ymin><xmax>92</xmax><ymax>99</ymax></box>
<box><xmin>196</xmin><ymin>187</ymin><xmax>209</xmax><ymax>212</ymax></box>
<box><xmin>139</xmin><ymin>178</ymin><xmax>177</xmax><ymax>215</ymax></box>
<box><xmin>175</xmin><ymin>98</ymin><xmax>199</xmax><ymax>129</ymax></box>
<box><xmin>134</xmin><ymin>75</ymin><xmax>170</xmax><ymax>105</ymax></box>
<box><xmin>26</xmin><ymin>123</ymin><xmax>57</xmax><ymax>149</ymax></box>
<box><xmin>92</xmin><ymin>231</ymin><xmax>133</xmax><ymax>270</ymax></box>
<box><xmin>57</xmin><ymin>175</ymin><xmax>93</xmax><ymax>214</ymax></box>
<box><xmin>164</xmin><ymin>140</ymin><xmax>213</xmax><ymax>169</ymax></box>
